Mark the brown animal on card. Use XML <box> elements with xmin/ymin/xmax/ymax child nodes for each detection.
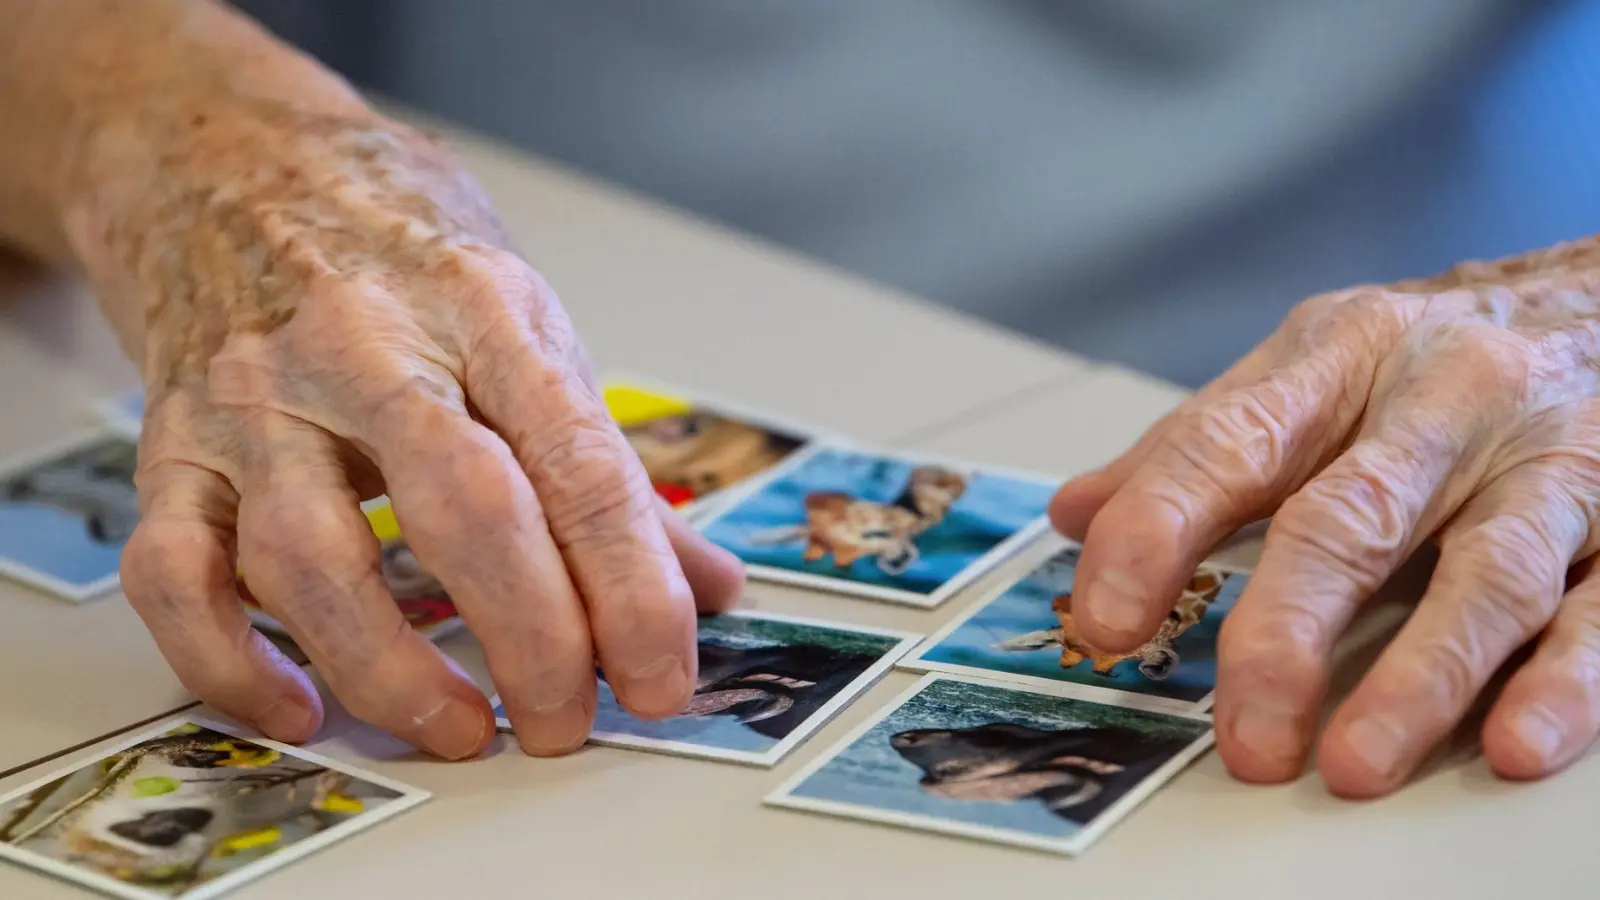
<box><xmin>1052</xmin><ymin>567</ymin><xmax>1226</xmax><ymax>679</ymax></box>
<box><xmin>800</xmin><ymin>466</ymin><xmax>967</xmax><ymax>575</ymax></box>
<box><xmin>623</xmin><ymin>410</ymin><xmax>803</xmax><ymax>501</ymax></box>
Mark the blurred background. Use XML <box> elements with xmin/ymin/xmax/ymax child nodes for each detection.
<box><xmin>235</xmin><ymin>1</ymin><xmax>1599</xmax><ymax>388</ymax></box>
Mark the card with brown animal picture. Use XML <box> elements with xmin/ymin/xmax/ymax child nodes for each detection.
<box><xmin>697</xmin><ymin>444</ymin><xmax>1057</xmax><ymax>608</ymax></box>
<box><xmin>899</xmin><ymin>534</ymin><xmax>1250</xmax><ymax>712</ymax></box>
<box><xmin>603</xmin><ymin>377</ymin><xmax>831</xmax><ymax>522</ymax></box>
<box><xmin>765</xmin><ymin>673</ymin><xmax>1214</xmax><ymax>856</ymax></box>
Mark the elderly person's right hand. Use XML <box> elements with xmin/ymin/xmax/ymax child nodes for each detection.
<box><xmin>0</xmin><ymin>0</ymin><xmax>743</xmax><ymax>760</ymax></box>
<box><xmin>1051</xmin><ymin>241</ymin><xmax>1600</xmax><ymax>797</ymax></box>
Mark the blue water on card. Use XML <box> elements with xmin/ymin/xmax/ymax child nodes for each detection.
<box><xmin>702</xmin><ymin>448</ymin><xmax>1051</xmax><ymax>598</ymax></box>
<box><xmin>920</xmin><ymin>548</ymin><xmax>1246</xmax><ymax>703</ymax></box>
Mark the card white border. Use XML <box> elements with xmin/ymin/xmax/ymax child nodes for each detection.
<box><xmin>764</xmin><ymin>672</ymin><xmax>1215</xmax><ymax>856</ymax></box>
<box><xmin>898</xmin><ymin>533</ymin><xmax>1256</xmax><ymax>713</ymax></box>
<box><xmin>600</xmin><ymin>372</ymin><xmax>849</xmax><ymax>523</ymax></box>
<box><xmin>0</xmin><ymin>713</ymin><xmax>431</xmax><ymax>900</ymax></box>
<box><xmin>93</xmin><ymin>388</ymin><xmax>145</xmax><ymax>440</ymax></box>
<box><xmin>0</xmin><ymin>429</ymin><xmax>139</xmax><ymax>603</ymax></box>
<box><xmin>694</xmin><ymin>441</ymin><xmax>1058</xmax><ymax>608</ymax></box>
<box><xmin>491</xmin><ymin>608</ymin><xmax>920</xmax><ymax>767</ymax></box>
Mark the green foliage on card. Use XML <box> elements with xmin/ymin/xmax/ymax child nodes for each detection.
<box><xmin>130</xmin><ymin>776</ymin><xmax>179</xmax><ymax>797</ymax></box>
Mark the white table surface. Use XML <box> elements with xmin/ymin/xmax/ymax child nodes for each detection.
<box><xmin>1</xmin><ymin>113</ymin><xmax>1588</xmax><ymax>900</ymax></box>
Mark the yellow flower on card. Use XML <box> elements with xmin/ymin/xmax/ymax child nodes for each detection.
<box><xmin>205</xmin><ymin>740</ymin><xmax>280</xmax><ymax>768</ymax></box>
<box><xmin>213</xmin><ymin>826</ymin><xmax>282</xmax><ymax>856</ymax></box>
<box><xmin>316</xmin><ymin>791</ymin><xmax>366</xmax><ymax>814</ymax></box>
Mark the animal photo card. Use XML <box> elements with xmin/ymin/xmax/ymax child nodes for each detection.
<box><xmin>0</xmin><ymin>431</ymin><xmax>140</xmax><ymax>602</ymax></box>
<box><xmin>901</xmin><ymin>536</ymin><xmax>1249</xmax><ymax>711</ymax></box>
<box><xmin>765</xmin><ymin>674</ymin><xmax>1214</xmax><ymax>856</ymax></box>
<box><xmin>697</xmin><ymin>444</ymin><xmax>1057</xmax><ymax>607</ymax></box>
<box><xmin>492</xmin><ymin>610</ymin><xmax>919</xmax><ymax>766</ymax></box>
<box><xmin>0</xmin><ymin>716</ymin><xmax>429</xmax><ymax>900</ymax></box>
<box><xmin>603</xmin><ymin>377</ymin><xmax>826</xmax><ymax>520</ymax></box>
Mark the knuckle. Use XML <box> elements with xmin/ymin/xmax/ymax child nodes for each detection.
<box><xmin>119</xmin><ymin>523</ymin><xmax>194</xmax><ymax>606</ymax></box>
<box><xmin>1445</xmin><ymin>516</ymin><xmax>1566</xmax><ymax>635</ymax></box>
<box><xmin>1554</xmin><ymin>611</ymin><xmax>1600</xmax><ymax>674</ymax></box>
<box><xmin>1272</xmin><ymin>446</ymin><xmax>1418</xmax><ymax>582</ymax></box>
<box><xmin>1172</xmin><ymin>385</ymin><xmax>1295</xmax><ymax>489</ymax></box>
<box><xmin>325</xmin><ymin>627</ymin><xmax>416</xmax><ymax>718</ymax></box>
<box><xmin>1287</xmin><ymin>288</ymin><xmax>1414</xmax><ymax>364</ymax></box>
<box><xmin>457</xmin><ymin>249</ymin><xmax>574</xmax><ymax>363</ymax></box>
<box><xmin>444</xmin><ymin>432</ymin><xmax>523</xmax><ymax>520</ymax></box>
<box><xmin>531</xmin><ymin>422</ymin><xmax>653</xmax><ymax>539</ymax></box>
<box><xmin>1447</xmin><ymin>326</ymin><xmax>1536</xmax><ymax>404</ymax></box>
<box><xmin>238</xmin><ymin>492</ymin><xmax>367</xmax><ymax>590</ymax></box>
<box><xmin>408</xmin><ymin>428</ymin><xmax>527</xmax><ymax>533</ymax></box>
<box><xmin>1284</xmin><ymin>288</ymin><xmax>1359</xmax><ymax>332</ymax></box>
<box><xmin>180</xmin><ymin>635</ymin><xmax>273</xmax><ymax>705</ymax></box>
<box><xmin>1398</xmin><ymin>637</ymin><xmax>1482</xmax><ymax>710</ymax></box>
<box><xmin>1221</xmin><ymin>601</ymin><xmax>1328</xmax><ymax>682</ymax></box>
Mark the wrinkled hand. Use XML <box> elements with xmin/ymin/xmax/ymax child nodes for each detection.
<box><xmin>70</xmin><ymin>102</ymin><xmax>743</xmax><ymax>759</ymax></box>
<box><xmin>1051</xmin><ymin>245</ymin><xmax>1600</xmax><ymax>796</ymax></box>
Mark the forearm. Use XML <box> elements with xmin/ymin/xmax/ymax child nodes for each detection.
<box><xmin>0</xmin><ymin>0</ymin><xmax>371</xmax><ymax>263</ymax></box>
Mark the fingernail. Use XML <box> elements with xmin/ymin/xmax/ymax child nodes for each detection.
<box><xmin>418</xmin><ymin>695</ymin><xmax>490</xmax><ymax>761</ymax></box>
<box><xmin>1083</xmin><ymin>568</ymin><xmax>1146</xmax><ymax>636</ymax></box>
<box><xmin>258</xmin><ymin>694</ymin><xmax>317</xmax><ymax>741</ymax></box>
<box><xmin>519</xmin><ymin>695</ymin><xmax>592</xmax><ymax>756</ymax></box>
<box><xmin>1344</xmin><ymin>715</ymin><xmax>1407</xmax><ymax>780</ymax></box>
<box><xmin>1231</xmin><ymin>703</ymin><xmax>1303</xmax><ymax>768</ymax></box>
<box><xmin>1512</xmin><ymin>702</ymin><xmax>1569</xmax><ymax>764</ymax></box>
<box><xmin>613</xmin><ymin>654</ymin><xmax>690</xmax><ymax>718</ymax></box>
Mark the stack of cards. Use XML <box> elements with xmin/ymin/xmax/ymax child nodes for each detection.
<box><xmin>0</xmin><ymin>717</ymin><xmax>429</xmax><ymax>900</ymax></box>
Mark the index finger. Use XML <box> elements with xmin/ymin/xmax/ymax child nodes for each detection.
<box><xmin>1070</xmin><ymin>356</ymin><xmax>1356</xmax><ymax>653</ymax></box>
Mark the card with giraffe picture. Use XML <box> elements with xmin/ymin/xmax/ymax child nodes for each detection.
<box><xmin>0</xmin><ymin>715</ymin><xmax>429</xmax><ymax>900</ymax></box>
<box><xmin>602</xmin><ymin>376</ymin><xmax>839</xmax><ymax>522</ymax></box>
<box><xmin>696</xmin><ymin>444</ymin><xmax>1058</xmax><ymax>608</ymax></box>
<box><xmin>898</xmin><ymin>533</ymin><xmax>1252</xmax><ymax>712</ymax></box>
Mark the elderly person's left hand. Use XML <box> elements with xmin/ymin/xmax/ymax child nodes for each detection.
<box><xmin>1050</xmin><ymin>238</ymin><xmax>1600</xmax><ymax>797</ymax></box>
